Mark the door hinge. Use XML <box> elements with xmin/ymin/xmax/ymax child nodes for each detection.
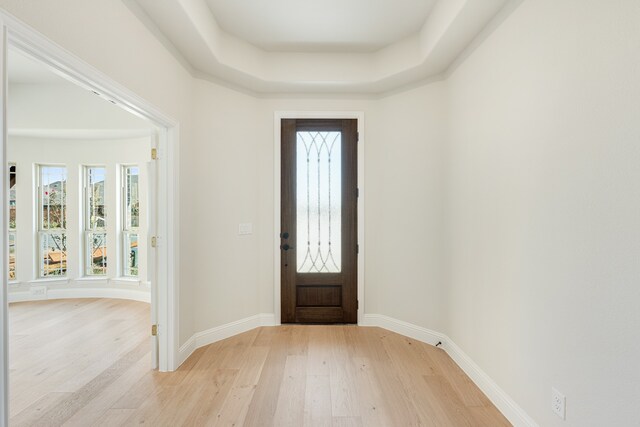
<box><xmin>357</xmin><ymin>132</ymin><xmax>359</xmax><ymax>142</ymax></box>
<box><xmin>356</xmin><ymin>188</ymin><xmax>359</xmax><ymax>198</ymax></box>
<box><xmin>357</xmin><ymin>244</ymin><xmax>359</xmax><ymax>254</ymax></box>
<box><xmin>151</xmin><ymin>324</ymin><xmax>158</xmax><ymax>336</ymax></box>
<box><xmin>151</xmin><ymin>236</ymin><xmax>160</xmax><ymax>248</ymax></box>
<box><xmin>357</xmin><ymin>300</ymin><xmax>359</xmax><ymax>309</ymax></box>
<box><xmin>151</xmin><ymin>148</ymin><xmax>158</xmax><ymax>160</ymax></box>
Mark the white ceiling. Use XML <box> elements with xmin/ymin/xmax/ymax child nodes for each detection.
<box><xmin>129</xmin><ymin>0</ymin><xmax>521</xmax><ymax>94</ymax></box>
<box><xmin>205</xmin><ymin>0</ymin><xmax>437</xmax><ymax>53</ymax></box>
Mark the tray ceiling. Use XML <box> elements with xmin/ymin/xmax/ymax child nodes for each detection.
<box><xmin>128</xmin><ymin>0</ymin><xmax>519</xmax><ymax>94</ymax></box>
<box><xmin>206</xmin><ymin>0</ymin><xmax>436</xmax><ymax>53</ymax></box>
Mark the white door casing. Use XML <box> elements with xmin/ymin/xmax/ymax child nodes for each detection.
<box><xmin>147</xmin><ymin>157</ymin><xmax>158</xmax><ymax>369</ymax></box>
<box><xmin>0</xmin><ymin>19</ymin><xmax>9</xmax><ymax>427</ymax></box>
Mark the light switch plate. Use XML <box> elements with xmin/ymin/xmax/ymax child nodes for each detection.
<box><xmin>238</xmin><ymin>223</ymin><xmax>253</xmax><ymax>235</ymax></box>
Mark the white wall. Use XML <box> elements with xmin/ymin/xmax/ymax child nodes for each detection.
<box><xmin>365</xmin><ymin>85</ymin><xmax>446</xmax><ymax>331</ymax></box>
<box><xmin>445</xmin><ymin>0</ymin><xmax>640</xmax><ymax>425</ymax></box>
<box><xmin>7</xmin><ymin>136</ymin><xmax>151</xmax><ymax>300</ymax></box>
<box><xmin>188</xmin><ymin>82</ymin><xmax>261</xmax><ymax>331</ymax></box>
<box><xmin>190</xmin><ymin>82</ymin><xmax>447</xmax><ymax>333</ymax></box>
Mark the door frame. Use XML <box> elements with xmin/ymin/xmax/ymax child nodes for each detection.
<box><xmin>0</xmin><ymin>11</ymin><xmax>181</xmax><ymax>423</ymax></box>
<box><xmin>273</xmin><ymin>111</ymin><xmax>365</xmax><ymax>325</ymax></box>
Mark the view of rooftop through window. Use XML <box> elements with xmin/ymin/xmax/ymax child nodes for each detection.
<box><xmin>123</xmin><ymin>166</ymin><xmax>140</xmax><ymax>277</ymax></box>
<box><xmin>7</xmin><ymin>163</ymin><xmax>144</xmax><ymax>282</ymax></box>
<box><xmin>86</xmin><ymin>167</ymin><xmax>107</xmax><ymax>276</ymax></box>
<box><xmin>39</xmin><ymin>165</ymin><xmax>67</xmax><ymax>277</ymax></box>
<box><xmin>9</xmin><ymin>165</ymin><xmax>16</xmax><ymax>280</ymax></box>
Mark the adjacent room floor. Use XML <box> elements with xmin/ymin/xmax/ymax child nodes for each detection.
<box><xmin>9</xmin><ymin>299</ymin><xmax>509</xmax><ymax>426</ymax></box>
<box><xmin>9</xmin><ymin>298</ymin><xmax>151</xmax><ymax>426</ymax></box>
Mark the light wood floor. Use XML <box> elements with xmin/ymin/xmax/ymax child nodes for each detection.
<box><xmin>9</xmin><ymin>299</ymin><xmax>510</xmax><ymax>426</ymax></box>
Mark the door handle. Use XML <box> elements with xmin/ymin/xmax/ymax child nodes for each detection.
<box><xmin>281</xmin><ymin>244</ymin><xmax>293</xmax><ymax>251</ymax></box>
<box><xmin>280</xmin><ymin>232</ymin><xmax>289</xmax><ymax>239</ymax></box>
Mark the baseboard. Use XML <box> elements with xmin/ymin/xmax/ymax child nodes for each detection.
<box><xmin>175</xmin><ymin>312</ymin><xmax>536</xmax><ymax>426</ymax></box>
<box><xmin>8</xmin><ymin>287</ymin><xmax>150</xmax><ymax>303</ymax></box>
<box><xmin>177</xmin><ymin>335</ymin><xmax>197</xmax><ymax>367</ymax></box>
<box><xmin>177</xmin><ymin>312</ymin><xmax>277</xmax><ymax>367</ymax></box>
<box><xmin>361</xmin><ymin>314</ymin><xmax>445</xmax><ymax>346</ymax></box>
<box><xmin>194</xmin><ymin>315</ymin><xmax>263</xmax><ymax>349</ymax></box>
<box><xmin>258</xmin><ymin>313</ymin><xmax>276</xmax><ymax>326</ymax></box>
<box><xmin>109</xmin><ymin>278</ymin><xmax>142</xmax><ymax>287</ymax></box>
<box><xmin>362</xmin><ymin>313</ymin><xmax>537</xmax><ymax>427</ymax></box>
<box><xmin>443</xmin><ymin>339</ymin><xmax>538</xmax><ymax>427</ymax></box>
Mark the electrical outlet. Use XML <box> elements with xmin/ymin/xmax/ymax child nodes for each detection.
<box><xmin>30</xmin><ymin>286</ymin><xmax>47</xmax><ymax>297</ymax></box>
<box><xmin>551</xmin><ymin>387</ymin><xmax>566</xmax><ymax>420</ymax></box>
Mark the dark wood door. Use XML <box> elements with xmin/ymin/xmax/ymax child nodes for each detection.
<box><xmin>281</xmin><ymin>119</ymin><xmax>358</xmax><ymax>324</ymax></box>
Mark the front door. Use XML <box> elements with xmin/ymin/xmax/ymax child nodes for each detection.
<box><xmin>281</xmin><ymin>119</ymin><xmax>358</xmax><ymax>323</ymax></box>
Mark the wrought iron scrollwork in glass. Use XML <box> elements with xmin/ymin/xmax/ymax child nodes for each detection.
<box><xmin>296</xmin><ymin>131</ymin><xmax>342</xmax><ymax>273</ymax></box>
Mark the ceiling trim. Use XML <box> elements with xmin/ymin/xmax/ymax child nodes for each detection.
<box><xmin>8</xmin><ymin>128</ymin><xmax>155</xmax><ymax>140</ymax></box>
<box><xmin>129</xmin><ymin>0</ymin><xmax>521</xmax><ymax>94</ymax></box>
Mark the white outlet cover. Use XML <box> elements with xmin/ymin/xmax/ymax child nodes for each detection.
<box><xmin>551</xmin><ymin>387</ymin><xmax>566</xmax><ymax>420</ymax></box>
<box><xmin>238</xmin><ymin>223</ymin><xmax>253</xmax><ymax>235</ymax></box>
<box><xmin>29</xmin><ymin>286</ymin><xmax>47</xmax><ymax>297</ymax></box>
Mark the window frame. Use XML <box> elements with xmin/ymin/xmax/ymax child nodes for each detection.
<box><xmin>121</xmin><ymin>165</ymin><xmax>140</xmax><ymax>277</ymax></box>
<box><xmin>36</xmin><ymin>164</ymin><xmax>68</xmax><ymax>278</ymax></box>
<box><xmin>8</xmin><ymin>163</ymin><xmax>16</xmax><ymax>283</ymax></box>
<box><xmin>83</xmin><ymin>165</ymin><xmax>107</xmax><ymax>277</ymax></box>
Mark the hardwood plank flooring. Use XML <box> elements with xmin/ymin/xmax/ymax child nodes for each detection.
<box><xmin>9</xmin><ymin>299</ymin><xmax>511</xmax><ymax>426</ymax></box>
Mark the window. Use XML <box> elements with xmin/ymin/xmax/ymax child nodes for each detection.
<box><xmin>38</xmin><ymin>165</ymin><xmax>67</xmax><ymax>277</ymax></box>
<box><xmin>84</xmin><ymin>167</ymin><xmax>107</xmax><ymax>276</ymax></box>
<box><xmin>9</xmin><ymin>164</ymin><xmax>16</xmax><ymax>281</ymax></box>
<box><xmin>122</xmin><ymin>166</ymin><xmax>139</xmax><ymax>277</ymax></box>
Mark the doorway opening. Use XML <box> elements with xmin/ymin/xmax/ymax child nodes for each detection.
<box><xmin>0</xmin><ymin>13</ymin><xmax>179</xmax><ymax>424</ymax></box>
<box><xmin>5</xmin><ymin>46</ymin><xmax>159</xmax><ymax>423</ymax></box>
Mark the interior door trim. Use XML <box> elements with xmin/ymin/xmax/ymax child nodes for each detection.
<box><xmin>273</xmin><ymin>111</ymin><xmax>365</xmax><ymax>325</ymax></box>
